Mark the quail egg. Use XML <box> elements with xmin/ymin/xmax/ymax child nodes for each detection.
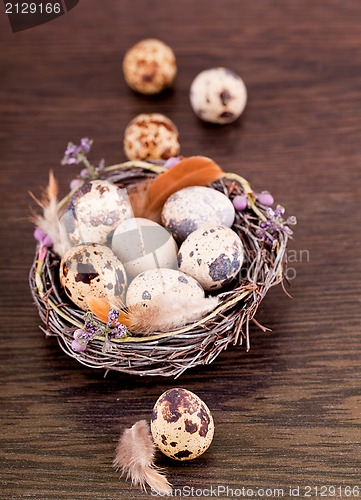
<box><xmin>126</xmin><ymin>268</ymin><xmax>204</xmax><ymax>308</ymax></box>
<box><xmin>59</xmin><ymin>243</ymin><xmax>127</xmax><ymax>311</ymax></box>
<box><xmin>124</xmin><ymin>113</ymin><xmax>180</xmax><ymax>161</ymax></box>
<box><xmin>60</xmin><ymin>180</ymin><xmax>132</xmax><ymax>247</ymax></box>
<box><xmin>123</xmin><ymin>38</ymin><xmax>177</xmax><ymax>94</ymax></box>
<box><xmin>178</xmin><ymin>224</ymin><xmax>244</xmax><ymax>290</ymax></box>
<box><xmin>151</xmin><ymin>388</ymin><xmax>214</xmax><ymax>461</ymax></box>
<box><xmin>111</xmin><ymin>217</ymin><xmax>178</xmax><ymax>280</ymax></box>
<box><xmin>190</xmin><ymin>67</ymin><xmax>247</xmax><ymax>124</ymax></box>
<box><xmin>161</xmin><ymin>186</ymin><xmax>235</xmax><ymax>242</ymax></box>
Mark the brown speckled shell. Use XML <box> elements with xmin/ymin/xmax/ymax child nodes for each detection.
<box><xmin>150</xmin><ymin>388</ymin><xmax>214</xmax><ymax>460</ymax></box>
<box><xmin>124</xmin><ymin>113</ymin><xmax>180</xmax><ymax>161</ymax></box>
<box><xmin>123</xmin><ymin>38</ymin><xmax>177</xmax><ymax>95</ymax></box>
<box><xmin>59</xmin><ymin>243</ymin><xmax>127</xmax><ymax>311</ymax></box>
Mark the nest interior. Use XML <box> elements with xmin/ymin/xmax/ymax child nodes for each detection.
<box><xmin>29</xmin><ymin>165</ymin><xmax>289</xmax><ymax>378</ymax></box>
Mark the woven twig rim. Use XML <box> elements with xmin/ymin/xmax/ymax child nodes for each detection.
<box><xmin>29</xmin><ymin>162</ymin><xmax>289</xmax><ymax>378</ymax></box>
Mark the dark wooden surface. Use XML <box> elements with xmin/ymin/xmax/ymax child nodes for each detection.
<box><xmin>1</xmin><ymin>1</ymin><xmax>361</xmax><ymax>498</ymax></box>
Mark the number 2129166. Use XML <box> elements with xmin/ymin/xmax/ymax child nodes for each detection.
<box><xmin>304</xmin><ymin>485</ymin><xmax>359</xmax><ymax>497</ymax></box>
<box><xmin>5</xmin><ymin>3</ymin><xmax>62</xmax><ymax>14</ymax></box>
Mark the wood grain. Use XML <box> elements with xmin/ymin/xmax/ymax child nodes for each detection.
<box><xmin>1</xmin><ymin>0</ymin><xmax>360</xmax><ymax>498</ymax></box>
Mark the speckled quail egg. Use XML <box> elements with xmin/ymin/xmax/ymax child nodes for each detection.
<box><xmin>151</xmin><ymin>388</ymin><xmax>214</xmax><ymax>461</ymax></box>
<box><xmin>61</xmin><ymin>180</ymin><xmax>132</xmax><ymax>246</ymax></box>
<box><xmin>190</xmin><ymin>67</ymin><xmax>247</xmax><ymax>124</ymax></box>
<box><xmin>59</xmin><ymin>243</ymin><xmax>127</xmax><ymax>311</ymax></box>
<box><xmin>123</xmin><ymin>38</ymin><xmax>177</xmax><ymax>94</ymax></box>
<box><xmin>111</xmin><ymin>217</ymin><xmax>178</xmax><ymax>280</ymax></box>
<box><xmin>126</xmin><ymin>268</ymin><xmax>204</xmax><ymax>308</ymax></box>
<box><xmin>178</xmin><ymin>224</ymin><xmax>244</xmax><ymax>290</ymax></box>
<box><xmin>124</xmin><ymin>113</ymin><xmax>180</xmax><ymax>161</ymax></box>
<box><xmin>161</xmin><ymin>186</ymin><xmax>235</xmax><ymax>242</ymax></box>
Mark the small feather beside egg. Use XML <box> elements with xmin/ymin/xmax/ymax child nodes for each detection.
<box><xmin>125</xmin><ymin>268</ymin><xmax>218</xmax><ymax>333</ymax></box>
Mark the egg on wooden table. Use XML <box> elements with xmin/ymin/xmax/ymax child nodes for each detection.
<box><xmin>151</xmin><ymin>388</ymin><xmax>214</xmax><ymax>460</ymax></box>
<box><xmin>60</xmin><ymin>180</ymin><xmax>132</xmax><ymax>247</ymax></box>
<box><xmin>59</xmin><ymin>243</ymin><xmax>127</xmax><ymax>311</ymax></box>
<box><xmin>178</xmin><ymin>224</ymin><xmax>244</xmax><ymax>291</ymax></box>
<box><xmin>161</xmin><ymin>186</ymin><xmax>235</xmax><ymax>242</ymax></box>
<box><xmin>111</xmin><ymin>217</ymin><xmax>178</xmax><ymax>280</ymax></box>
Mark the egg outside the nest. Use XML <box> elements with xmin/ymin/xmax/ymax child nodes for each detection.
<box><xmin>59</xmin><ymin>243</ymin><xmax>127</xmax><ymax>311</ymax></box>
<box><xmin>151</xmin><ymin>388</ymin><xmax>214</xmax><ymax>461</ymax></box>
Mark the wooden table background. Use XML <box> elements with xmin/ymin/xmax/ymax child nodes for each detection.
<box><xmin>1</xmin><ymin>1</ymin><xmax>360</xmax><ymax>498</ymax></box>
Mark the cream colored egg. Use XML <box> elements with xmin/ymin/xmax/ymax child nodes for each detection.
<box><xmin>111</xmin><ymin>218</ymin><xmax>178</xmax><ymax>280</ymax></box>
<box><xmin>190</xmin><ymin>67</ymin><xmax>247</xmax><ymax>124</ymax></box>
<box><xmin>151</xmin><ymin>388</ymin><xmax>214</xmax><ymax>461</ymax></box>
<box><xmin>59</xmin><ymin>243</ymin><xmax>127</xmax><ymax>311</ymax></box>
<box><xmin>126</xmin><ymin>268</ymin><xmax>204</xmax><ymax>308</ymax></box>
<box><xmin>60</xmin><ymin>180</ymin><xmax>132</xmax><ymax>247</ymax></box>
<box><xmin>161</xmin><ymin>186</ymin><xmax>235</xmax><ymax>242</ymax></box>
<box><xmin>123</xmin><ymin>38</ymin><xmax>177</xmax><ymax>95</ymax></box>
<box><xmin>123</xmin><ymin>113</ymin><xmax>180</xmax><ymax>161</ymax></box>
<box><xmin>178</xmin><ymin>224</ymin><xmax>244</xmax><ymax>291</ymax></box>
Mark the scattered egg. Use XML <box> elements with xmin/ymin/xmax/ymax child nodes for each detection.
<box><xmin>126</xmin><ymin>268</ymin><xmax>204</xmax><ymax>308</ymax></box>
<box><xmin>151</xmin><ymin>388</ymin><xmax>214</xmax><ymax>461</ymax></box>
<box><xmin>60</xmin><ymin>180</ymin><xmax>132</xmax><ymax>247</ymax></box>
<box><xmin>161</xmin><ymin>186</ymin><xmax>235</xmax><ymax>242</ymax></box>
<box><xmin>111</xmin><ymin>217</ymin><xmax>178</xmax><ymax>280</ymax></box>
<box><xmin>124</xmin><ymin>113</ymin><xmax>180</xmax><ymax>161</ymax></box>
<box><xmin>190</xmin><ymin>67</ymin><xmax>247</xmax><ymax>124</ymax></box>
<box><xmin>59</xmin><ymin>243</ymin><xmax>127</xmax><ymax>311</ymax></box>
<box><xmin>178</xmin><ymin>224</ymin><xmax>244</xmax><ymax>290</ymax></box>
<box><xmin>123</xmin><ymin>38</ymin><xmax>177</xmax><ymax>95</ymax></box>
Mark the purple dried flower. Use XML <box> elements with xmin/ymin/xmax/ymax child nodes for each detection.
<box><xmin>233</xmin><ymin>194</ymin><xmax>248</xmax><ymax>211</ymax></box>
<box><xmin>115</xmin><ymin>324</ymin><xmax>127</xmax><ymax>339</ymax></box>
<box><xmin>257</xmin><ymin>205</ymin><xmax>296</xmax><ymax>244</ymax></box>
<box><xmin>34</xmin><ymin>227</ymin><xmax>53</xmax><ymax>248</ymax></box>
<box><xmin>108</xmin><ymin>309</ymin><xmax>120</xmax><ymax>326</ymax></box>
<box><xmin>70</xmin><ymin>178</ymin><xmax>82</xmax><ymax>190</ymax></box>
<box><xmin>164</xmin><ymin>157</ymin><xmax>181</xmax><ymax>169</ymax></box>
<box><xmin>80</xmin><ymin>137</ymin><xmax>92</xmax><ymax>154</ymax></box>
<box><xmin>61</xmin><ymin>138</ymin><xmax>93</xmax><ymax>166</ymax></box>
<box><xmin>256</xmin><ymin>191</ymin><xmax>274</xmax><ymax>207</ymax></box>
<box><xmin>71</xmin><ymin>339</ymin><xmax>87</xmax><ymax>353</ymax></box>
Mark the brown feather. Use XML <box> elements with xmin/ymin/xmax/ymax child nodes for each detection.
<box><xmin>113</xmin><ymin>420</ymin><xmax>172</xmax><ymax>494</ymax></box>
<box><xmin>127</xmin><ymin>295</ymin><xmax>219</xmax><ymax>334</ymax></box>
<box><xmin>86</xmin><ymin>296</ymin><xmax>130</xmax><ymax>326</ymax></box>
<box><xmin>128</xmin><ymin>156</ymin><xmax>224</xmax><ymax>221</ymax></box>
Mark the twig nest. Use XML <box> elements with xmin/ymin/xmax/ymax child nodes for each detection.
<box><xmin>124</xmin><ymin>113</ymin><xmax>180</xmax><ymax>161</ymax></box>
<box><xmin>59</xmin><ymin>244</ymin><xmax>127</xmax><ymax>311</ymax></box>
<box><xmin>123</xmin><ymin>38</ymin><xmax>177</xmax><ymax>95</ymax></box>
<box><xmin>111</xmin><ymin>217</ymin><xmax>178</xmax><ymax>280</ymax></box>
<box><xmin>151</xmin><ymin>388</ymin><xmax>214</xmax><ymax>461</ymax></box>
<box><xmin>178</xmin><ymin>224</ymin><xmax>244</xmax><ymax>290</ymax></box>
<box><xmin>61</xmin><ymin>180</ymin><xmax>132</xmax><ymax>246</ymax></box>
<box><xmin>190</xmin><ymin>67</ymin><xmax>247</xmax><ymax>124</ymax></box>
<box><xmin>161</xmin><ymin>185</ymin><xmax>235</xmax><ymax>242</ymax></box>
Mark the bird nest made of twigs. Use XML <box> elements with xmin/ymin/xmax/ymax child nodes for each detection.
<box><xmin>29</xmin><ymin>158</ymin><xmax>295</xmax><ymax>378</ymax></box>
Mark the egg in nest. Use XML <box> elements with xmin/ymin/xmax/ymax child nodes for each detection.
<box><xmin>60</xmin><ymin>180</ymin><xmax>132</xmax><ymax>247</ymax></box>
<box><xmin>151</xmin><ymin>388</ymin><xmax>214</xmax><ymax>461</ymax></box>
<box><xmin>178</xmin><ymin>224</ymin><xmax>244</xmax><ymax>291</ymax></box>
<box><xmin>59</xmin><ymin>243</ymin><xmax>127</xmax><ymax>311</ymax></box>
